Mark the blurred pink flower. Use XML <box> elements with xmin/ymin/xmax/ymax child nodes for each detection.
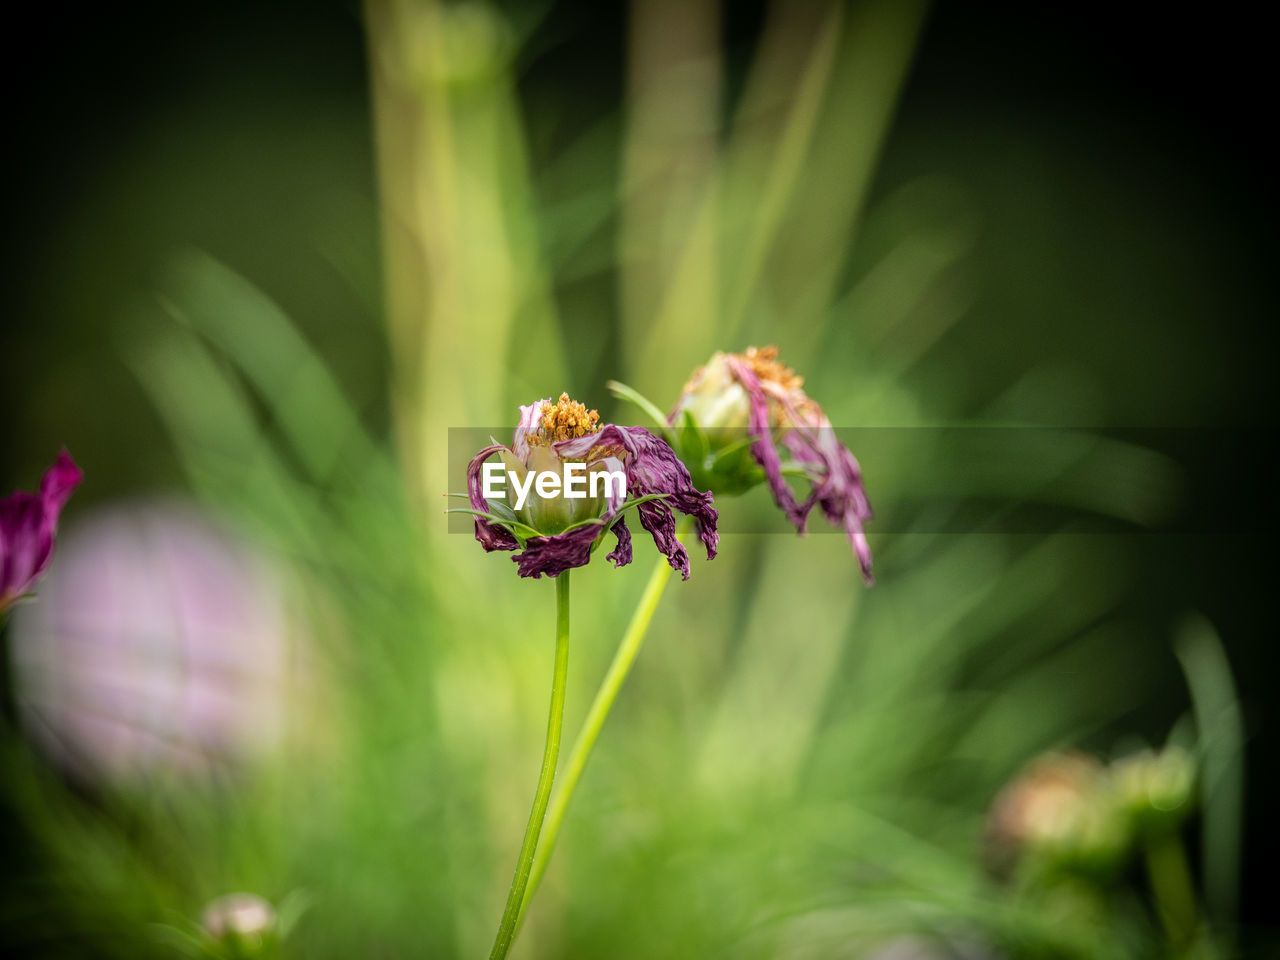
<box><xmin>9</xmin><ymin>501</ymin><xmax>291</xmax><ymax>783</ymax></box>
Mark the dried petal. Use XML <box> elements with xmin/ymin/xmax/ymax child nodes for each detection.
<box><xmin>556</xmin><ymin>424</ymin><xmax>718</xmax><ymax>577</ymax></box>
<box><xmin>605</xmin><ymin>516</ymin><xmax>633</xmax><ymax>568</ymax></box>
<box><xmin>715</xmin><ymin>350</ymin><xmax>873</xmax><ymax>583</ymax></box>
<box><xmin>513</xmin><ymin>522</ymin><xmax>603</xmax><ymax>579</ymax></box>
<box><xmin>466</xmin><ymin>444</ymin><xmax>520</xmax><ymax>552</ymax></box>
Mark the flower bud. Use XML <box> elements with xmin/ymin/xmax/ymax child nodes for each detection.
<box><xmin>201</xmin><ymin>893</ymin><xmax>277</xmax><ymax>957</ymax></box>
<box><xmin>673</xmin><ymin>352</ymin><xmax>752</xmax><ymax>431</ymax></box>
<box><xmin>1111</xmin><ymin>745</ymin><xmax>1195</xmax><ymax>838</ymax></box>
<box><xmin>984</xmin><ymin>751</ymin><xmax>1129</xmax><ymax>882</ymax></box>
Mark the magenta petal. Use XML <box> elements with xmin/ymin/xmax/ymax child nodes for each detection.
<box><xmin>0</xmin><ymin>494</ymin><xmax>45</xmax><ymax>603</ymax></box>
<box><xmin>1</xmin><ymin>450</ymin><xmax>83</xmax><ymax>606</ymax></box>
<box><xmin>41</xmin><ymin>449</ymin><xmax>84</xmax><ymax>514</ymax></box>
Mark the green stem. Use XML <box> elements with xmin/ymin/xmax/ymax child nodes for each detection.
<box><xmin>515</xmin><ymin>518</ymin><xmax>692</xmax><ymax>928</ymax></box>
<box><xmin>488</xmin><ymin>571</ymin><xmax>571</xmax><ymax>960</ymax></box>
<box><xmin>1144</xmin><ymin>834</ymin><xmax>1201</xmax><ymax>953</ymax></box>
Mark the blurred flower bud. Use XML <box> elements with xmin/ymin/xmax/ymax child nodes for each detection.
<box><xmin>983</xmin><ymin>751</ymin><xmax>1128</xmax><ymax>882</ymax></box>
<box><xmin>9</xmin><ymin>501</ymin><xmax>293</xmax><ymax>784</ymax></box>
<box><xmin>1111</xmin><ymin>745</ymin><xmax>1195</xmax><ymax>838</ymax></box>
<box><xmin>201</xmin><ymin>893</ymin><xmax>277</xmax><ymax>957</ymax></box>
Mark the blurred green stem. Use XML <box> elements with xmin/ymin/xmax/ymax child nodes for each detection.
<box><xmin>489</xmin><ymin>571</ymin><xmax>571</xmax><ymax>960</ymax></box>
<box><xmin>1145</xmin><ymin>834</ymin><xmax>1200</xmax><ymax>953</ymax></box>
<box><xmin>515</xmin><ymin>518</ymin><xmax>692</xmax><ymax>928</ymax></box>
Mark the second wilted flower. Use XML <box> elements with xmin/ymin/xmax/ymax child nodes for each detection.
<box><xmin>613</xmin><ymin>346</ymin><xmax>874</xmax><ymax>582</ymax></box>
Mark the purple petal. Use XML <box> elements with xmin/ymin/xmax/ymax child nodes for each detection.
<box><xmin>512</xmin><ymin>522</ymin><xmax>602</xmax><ymax>579</ymax></box>
<box><xmin>636</xmin><ymin>497</ymin><xmax>691</xmax><ymax>580</ymax></box>
<box><xmin>726</xmin><ymin>356</ymin><xmax>809</xmax><ymax>529</ymax></box>
<box><xmin>605</xmin><ymin>516</ymin><xmax>632</xmax><ymax>568</ymax></box>
<box><xmin>593</xmin><ymin>454</ymin><xmax>629</xmax><ymax>515</ymax></box>
<box><xmin>806</xmin><ymin>422</ymin><xmax>874</xmax><ymax>584</ymax></box>
<box><xmin>466</xmin><ymin>444</ymin><xmax>519</xmax><ymax>552</ymax></box>
<box><xmin>722</xmin><ymin>357</ymin><xmax>873</xmax><ymax>581</ymax></box>
<box><xmin>781</xmin><ymin>414</ymin><xmax>874</xmax><ymax>584</ymax></box>
<box><xmin>556</xmin><ymin>424</ymin><xmax>719</xmax><ymax>570</ymax></box>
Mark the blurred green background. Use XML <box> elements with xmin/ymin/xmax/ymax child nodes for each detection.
<box><xmin>2</xmin><ymin>1</ymin><xmax>1274</xmax><ymax>957</ymax></box>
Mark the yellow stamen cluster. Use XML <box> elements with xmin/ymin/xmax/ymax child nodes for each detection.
<box><xmin>737</xmin><ymin>345</ymin><xmax>804</xmax><ymax>393</ymax></box>
<box><xmin>679</xmin><ymin>345</ymin><xmax>806</xmax><ymax>399</ymax></box>
<box><xmin>532</xmin><ymin>392</ymin><xmax>601</xmax><ymax>445</ymax></box>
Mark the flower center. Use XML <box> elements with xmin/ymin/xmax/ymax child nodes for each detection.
<box><xmin>531</xmin><ymin>392</ymin><xmax>601</xmax><ymax>445</ymax></box>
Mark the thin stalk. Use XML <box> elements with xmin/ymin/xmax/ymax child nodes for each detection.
<box><xmin>516</xmin><ymin>519</ymin><xmax>692</xmax><ymax>928</ymax></box>
<box><xmin>1144</xmin><ymin>834</ymin><xmax>1201</xmax><ymax>953</ymax></box>
<box><xmin>489</xmin><ymin>571</ymin><xmax>571</xmax><ymax>960</ymax></box>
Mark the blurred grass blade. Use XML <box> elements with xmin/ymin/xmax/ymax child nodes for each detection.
<box><xmin>723</xmin><ymin>0</ymin><xmax>930</xmax><ymax>362</ymax></box>
<box><xmin>124</xmin><ymin>322</ymin><xmax>323</xmax><ymax>551</ymax></box>
<box><xmin>158</xmin><ymin>250</ymin><xmax>388</xmax><ymax>488</ymax></box>
<box><xmin>1175</xmin><ymin>614</ymin><xmax>1244</xmax><ymax>931</ymax></box>
<box><xmin>365</xmin><ymin>0</ymin><xmax>564</xmax><ymax>523</ymax></box>
<box><xmin>620</xmin><ymin>0</ymin><xmax>722</xmax><ymax>395</ymax></box>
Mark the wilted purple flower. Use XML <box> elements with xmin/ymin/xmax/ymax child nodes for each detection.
<box><xmin>671</xmin><ymin>346</ymin><xmax>874</xmax><ymax>583</ymax></box>
<box><xmin>464</xmin><ymin>393</ymin><xmax>717</xmax><ymax>579</ymax></box>
<box><xmin>1</xmin><ymin>450</ymin><xmax>82</xmax><ymax>615</ymax></box>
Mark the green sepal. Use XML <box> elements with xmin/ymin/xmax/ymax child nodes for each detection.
<box><xmin>444</xmin><ymin>507</ymin><xmax>540</xmax><ymax>545</ymax></box>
